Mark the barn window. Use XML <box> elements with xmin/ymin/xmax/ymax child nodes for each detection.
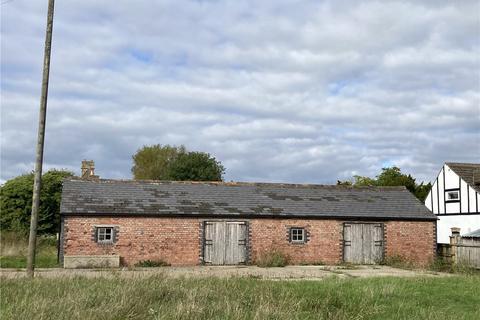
<box><xmin>96</xmin><ymin>227</ymin><xmax>114</xmax><ymax>244</ymax></box>
<box><xmin>446</xmin><ymin>190</ymin><xmax>459</xmax><ymax>202</ymax></box>
<box><xmin>289</xmin><ymin>228</ymin><xmax>305</xmax><ymax>244</ymax></box>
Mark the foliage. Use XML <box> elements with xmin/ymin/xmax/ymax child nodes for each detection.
<box><xmin>134</xmin><ymin>259</ymin><xmax>170</xmax><ymax>267</ymax></box>
<box><xmin>131</xmin><ymin>144</ymin><xmax>186</xmax><ymax>180</ymax></box>
<box><xmin>0</xmin><ymin>232</ymin><xmax>58</xmax><ymax>268</ymax></box>
<box><xmin>256</xmin><ymin>250</ymin><xmax>289</xmax><ymax>267</ymax></box>
<box><xmin>0</xmin><ymin>170</ymin><xmax>74</xmax><ymax>235</ymax></box>
<box><xmin>131</xmin><ymin>144</ymin><xmax>225</xmax><ymax>181</ymax></box>
<box><xmin>414</xmin><ymin>183</ymin><xmax>433</xmax><ymax>204</ymax></box>
<box><xmin>1</xmin><ymin>276</ymin><xmax>480</xmax><ymax>319</ymax></box>
<box><xmin>168</xmin><ymin>151</ymin><xmax>225</xmax><ymax>181</ymax></box>
<box><xmin>338</xmin><ymin>166</ymin><xmax>432</xmax><ymax>201</ymax></box>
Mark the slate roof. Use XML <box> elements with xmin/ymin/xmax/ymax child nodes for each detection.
<box><xmin>446</xmin><ymin>162</ymin><xmax>480</xmax><ymax>193</ymax></box>
<box><xmin>60</xmin><ymin>178</ymin><xmax>436</xmax><ymax>221</ymax></box>
<box><xmin>463</xmin><ymin>229</ymin><xmax>480</xmax><ymax>238</ymax></box>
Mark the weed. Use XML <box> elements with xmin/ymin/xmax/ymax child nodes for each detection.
<box><xmin>299</xmin><ymin>260</ymin><xmax>325</xmax><ymax>266</ymax></box>
<box><xmin>429</xmin><ymin>258</ymin><xmax>480</xmax><ymax>275</ymax></box>
<box><xmin>256</xmin><ymin>250</ymin><xmax>289</xmax><ymax>268</ymax></box>
<box><xmin>380</xmin><ymin>255</ymin><xmax>415</xmax><ymax>270</ymax></box>
<box><xmin>135</xmin><ymin>259</ymin><xmax>171</xmax><ymax>267</ymax></box>
<box><xmin>335</xmin><ymin>262</ymin><xmax>360</xmax><ymax>270</ymax></box>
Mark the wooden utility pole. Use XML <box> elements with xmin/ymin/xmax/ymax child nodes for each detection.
<box><xmin>26</xmin><ymin>0</ymin><xmax>55</xmax><ymax>278</ymax></box>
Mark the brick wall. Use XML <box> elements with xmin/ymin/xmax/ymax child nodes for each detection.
<box><xmin>63</xmin><ymin>217</ymin><xmax>201</xmax><ymax>266</ymax></box>
<box><xmin>249</xmin><ymin>219</ymin><xmax>343</xmax><ymax>264</ymax></box>
<box><xmin>384</xmin><ymin>220</ymin><xmax>436</xmax><ymax>267</ymax></box>
<box><xmin>63</xmin><ymin>216</ymin><xmax>435</xmax><ymax>267</ymax></box>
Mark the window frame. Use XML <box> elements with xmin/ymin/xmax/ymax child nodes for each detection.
<box><xmin>445</xmin><ymin>189</ymin><xmax>460</xmax><ymax>202</ymax></box>
<box><xmin>96</xmin><ymin>226</ymin><xmax>114</xmax><ymax>244</ymax></box>
<box><xmin>289</xmin><ymin>227</ymin><xmax>306</xmax><ymax>244</ymax></box>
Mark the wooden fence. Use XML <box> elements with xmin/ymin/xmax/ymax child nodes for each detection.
<box><xmin>456</xmin><ymin>238</ymin><xmax>480</xmax><ymax>268</ymax></box>
<box><xmin>438</xmin><ymin>236</ymin><xmax>480</xmax><ymax>269</ymax></box>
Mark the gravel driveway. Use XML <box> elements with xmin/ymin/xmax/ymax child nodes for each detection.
<box><xmin>0</xmin><ymin>265</ymin><xmax>450</xmax><ymax>280</ymax></box>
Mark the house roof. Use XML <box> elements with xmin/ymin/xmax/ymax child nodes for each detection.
<box><xmin>463</xmin><ymin>229</ymin><xmax>480</xmax><ymax>238</ymax></box>
<box><xmin>446</xmin><ymin>162</ymin><xmax>480</xmax><ymax>193</ymax></box>
<box><xmin>60</xmin><ymin>178</ymin><xmax>436</xmax><ymax>221</ymax></box>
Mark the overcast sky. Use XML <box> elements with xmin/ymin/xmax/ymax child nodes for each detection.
<box><xmin>1</xmin><ymin>0</ymin><xmax>479</xmax><ymax>185</ymax></box>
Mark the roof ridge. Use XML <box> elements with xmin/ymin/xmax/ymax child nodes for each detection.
<box><xmin>65</xmin><ymin>177</ymin><xmax>407</xmax><ymax>190</ymax></box>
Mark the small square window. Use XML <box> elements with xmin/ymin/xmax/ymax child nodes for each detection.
<box><xmin>97</xmin><ymin>227</ymin><xmax>114</xmax><ymax>244</ymax></box>
<box><xmin>290</xmin><ymin>228</ymin><xmax>305</xmax><ymax>243</ymax></box>
<box><xmin>446</xmin><ymin>190</ymin><xmax>459</xmax><ymax>201</ymax></box>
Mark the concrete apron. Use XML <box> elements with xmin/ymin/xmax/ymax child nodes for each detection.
<box><xmin>0</xmin><ymin>265</ymin><xmax>451</xmax><ymax>279</ymax></box>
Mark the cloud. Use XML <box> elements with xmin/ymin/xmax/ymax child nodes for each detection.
<box><xmin>1</xmin><ymin>0</ymin><xmax>479</xmax><ymax>185</ymax></box>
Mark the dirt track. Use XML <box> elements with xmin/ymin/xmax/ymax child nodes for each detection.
<box><xmin>0</xmin><ymin>265</ymin><xmax>451</xmax><ymax>280</ymax></box>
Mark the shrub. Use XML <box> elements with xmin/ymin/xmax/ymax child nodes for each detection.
<box><xmin>134</xmin><ymin>260</ymin><xmax>170</xmax><ymax>267</ymax></box>
<box><xmin>256</xmin><ymin>250</ymin><xmax>289</xmax><ymax>268</ymax></box>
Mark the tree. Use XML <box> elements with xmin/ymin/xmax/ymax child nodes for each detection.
<box><xmin>131</xmin><ymin>144</ymin><xmax>186</xmax><ymax>180</ymax></box>
<box><xmin>337</xmin><ymin>166</ymin><xmax>431</xmax><ymax>202</ymax></box>
<box><xmin>413</xmin><ymin>182</ymin><xmax>433</xmax><ymax>202</ymax></box>
<box><xmin>168</xmin><ymin>151</ymin><xmax>225</xmax><ymax>181</ymax></box>
<box><xmin>0</xmin><ymin>170</ymin><xmax>73</xmax><ymax>235</ymax></box>
<box><xmin>131</xmin><ymin>144</ymin><xmax>225</xmax><ymax>181</ymax></box>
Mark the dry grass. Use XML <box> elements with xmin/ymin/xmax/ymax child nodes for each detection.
<box><xmin>0</xmin><ymin>232</ymin><xmax>58</xmax><ymax>268</ymax></box>
<box><xmin>255</xmin><ymin>250</ymin><xmax>290</xmax><ymax>267</ymax></box>
<box><xmin>1</xmin><ymin>275</ymin><xmax>479</xmax><ymax>320</ymax></box>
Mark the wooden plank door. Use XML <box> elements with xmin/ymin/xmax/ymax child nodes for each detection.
<box><xmin>343</xmin><ymin>223</ymin><xmax>363</xmax><ymax>264</ymax></box>
<box><xmin>204</xmin><ymin>221</ymin><xmax>226</xmax><ymax>265</ymax></box>
<box><xmin>204</xmin><ymin>221</ymin><xmax>248</xmax><ymax>265</ymax></box>
<box><xmin>343</xmin><ymin>223</ymin><xmax>384</xmax><ymax>264</ymax></box>
<box><xmin>370</xmin><ymin>223</ymin><xmax>384</xmax><ymax>263</ymax></box>
<box><xmin>224</xmin><ymin>222</ymin><xmax>248</xmax><ymax>265</ymax></box>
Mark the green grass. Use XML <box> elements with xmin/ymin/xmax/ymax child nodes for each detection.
<box><xmin>0</xmin><ymin>232</ymin><xmax>58</xmax><ymax>268</ymax></box>
<box><xmin>1</xmin><ymin>275</ymin><xmax>479</xmax><ymax>320</ymax></box>
<box><xmin>0</xmin><ymin>253</ymin><xmax>58</xmax><ymax>268</ymax></box>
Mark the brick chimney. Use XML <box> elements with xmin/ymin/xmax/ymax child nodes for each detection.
<box><xmin>81</xmin><ymin>160</ymin><xmax>99</xmax><ymax>179</ymax></box>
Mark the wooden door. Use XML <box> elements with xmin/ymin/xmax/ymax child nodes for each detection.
<box><xmin>204</xmin><ymin>221</ymin><xmax>248</xmax><ymax>265</ymax></box>
<box><xmin>343</xmin><ymin>223</ymin><xmax>384</xmax><ymax>264</ymax></box>
<box><xmin>204</xmin><ymin>221</ymin><xmax>225</xmax><ymax>265</ymax></box>
<box><xmin>225</xmin><ymin>222</ymin><xmax>248</xmax><ymax>265</ymax></box>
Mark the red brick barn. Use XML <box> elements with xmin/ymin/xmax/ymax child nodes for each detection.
<box><xmin>59</xmin><ymin>178</ymin><xmax>437</xmax><ymax>267</ymax></box>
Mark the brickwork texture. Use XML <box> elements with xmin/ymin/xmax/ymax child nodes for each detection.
<box><xmin>63</xmin><ymin>217</ymin><xmax>435</xmax><ymax>267</ymax></box>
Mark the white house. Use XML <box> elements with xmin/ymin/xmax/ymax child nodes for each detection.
<box><xmin>425</xmin><ymin>162</ymin><xmax>480</xmax><ymax>243</ymax></box>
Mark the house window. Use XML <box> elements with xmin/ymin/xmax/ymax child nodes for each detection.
<box><xmin>289</xmin><ymin>228</ymin><xmax>305</xmax><ymax>244</ymax></box>
<box><xmin>96</xmin><ymin>227</ymin><xmax>114</xmax><ymax>244</ymax></box>
<box><xmin>446</xmin><ymin>190</ymin><xmax>459</xmax><ymax>202</ymax></box>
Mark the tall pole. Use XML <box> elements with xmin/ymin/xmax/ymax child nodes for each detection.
<box><xmin>26</xmin><ymin>0</ymin><xmax>55</xmax><ymax>278</ymax></box>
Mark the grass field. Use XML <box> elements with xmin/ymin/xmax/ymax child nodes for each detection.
<box><xmin>1</xmin><ymin>275</ymin><xmax>479</xmax><ymax>320</ymax></box>
<box><xmin>0</xmin><ymin>233</ymin><xmax>58</xmax><ymax>268</ymax></box>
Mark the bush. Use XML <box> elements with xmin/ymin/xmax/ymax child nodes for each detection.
<box><xmin>256</xmin><ymin>250</ymin><xmax>289</xmax><ymax>268</ymax></box>
<box><xmin>134</xmin><ymin>259</ymin><xmax>170</xmax><ymax>267</ymax></box>
<box><xmin>0</xmin><ymin>170</ymin><xmax>73</xmax><ymax>235</ymax></box>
